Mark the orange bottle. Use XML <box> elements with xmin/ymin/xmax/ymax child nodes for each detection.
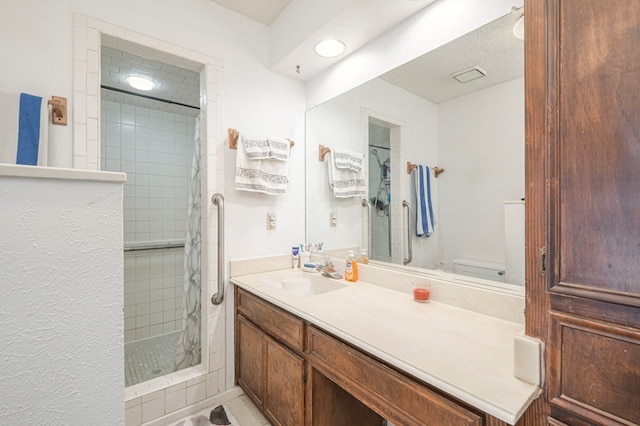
<box><xmin>345</xmin><ymin>250</ymin><xmax>358</xmax><ymax>282</ymax></box>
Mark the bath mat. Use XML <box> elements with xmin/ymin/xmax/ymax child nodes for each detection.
<box><xmin>171</xmin><ymin>404</ymin><xmax>239</xmax><ymax>426</ymax></box>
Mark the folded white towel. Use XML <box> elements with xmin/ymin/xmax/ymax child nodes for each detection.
<box><xmin>235</xmin><ymin>134</ymin><xmax>289</xmax><ymax>195</ymax></box>
<box><xmin>242</xmin><ymin>133</ymin><xmax>290</xmax><ymax>161</ymax></box>
<box><xmin>0</xmin><ymin>91</ymin><xmax>48</xmax><ymax>166</ymax></box>
<box><xmin>327</xmin><ymin>148</ymin><xmax>366</xmax><ymax>198</ymax></box>
<box><xmin>333</xmin><ymin>148</ymin><xmax>364</xmax><ymax>172</ymax></box>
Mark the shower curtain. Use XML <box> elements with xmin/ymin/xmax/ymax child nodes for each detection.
<box><xmin>175</xmin><ymin>117</ymin><xmax>201</xmax><ymax>370</ymax></box>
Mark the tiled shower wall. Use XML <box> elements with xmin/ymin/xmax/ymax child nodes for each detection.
<box><xmin>369</xmin><ymin>124</ymin><xmax>392</xmax><ymax>263</ymax></box>
<box><xmin>100</xmin><ymin>99</ymin><xmax>196</xmax><ymax>342</ymax></box>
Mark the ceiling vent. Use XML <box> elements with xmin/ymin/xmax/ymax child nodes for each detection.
<box><xmin>451</xmin><ymin>66</ymin><xmax>487</xmax><ymax>84</ymax></box>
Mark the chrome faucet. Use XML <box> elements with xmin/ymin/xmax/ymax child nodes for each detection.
<box><xmin>318</xmin><ymin>255</ymin><xmax>343</xmax><ymax>279</ymax></box>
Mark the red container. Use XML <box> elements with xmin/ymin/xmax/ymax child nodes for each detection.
<box><xmin>413</xmin><ymin>284</ymin><xmax>430</xmax><ymax>303</ymax></box>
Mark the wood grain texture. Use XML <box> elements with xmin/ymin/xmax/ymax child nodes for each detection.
<box><xmin>236</xmin><ymin>288</ymin><xmax>306</xmax><ymax>351</ymax></box>
<box><xmin>524</xmin><ymin>0</ymin><xmax>552</xmax><ymax>422</ymax></box>
<box><xmin>264</xmin><ymin>335</ymin><xmax>305</xmax><ymax>426</ymax></box>
<box><xmin>548</xmin><ymin>312</ymin><xmax>640</xmax><ymax>425</ymax></box>
<box><xmin>554</xmin><ymin>0</ymin><xmax>640</xmax><ymax>301</ymax></box>
<box><xmin>307</xmin><ymin>326</ymin><xmax>482</xmax><ymax>426</ymax></box>
<box><xmin>236</xmin><ymin>315</ymin><xmax>264</xmax><ymax>407</ymax></box>
<box><xmin>307</xmin><ymin>367</ymin><xmax>384</xmax><ymax>426</ymax></box>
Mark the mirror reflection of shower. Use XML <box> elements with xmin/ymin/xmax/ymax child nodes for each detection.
<box><xmin>369</xmin><ymin>122</ymin><xmax>392</xmax><ymax>262</ymax></box>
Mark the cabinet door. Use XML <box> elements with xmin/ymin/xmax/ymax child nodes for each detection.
<box><xmin>264</xmin><ymin>335</ymin><xmax>305</xmax><ymax>426</ymax></box>
<box><xmin>237</xmin><ymin>315</ymin><xmax>264</xmax><ymax>407</ymax></box>
<box><xmin>527</xmin><ymin>0</ymin><xmax>640</xmax><ymax>425</ymax></box>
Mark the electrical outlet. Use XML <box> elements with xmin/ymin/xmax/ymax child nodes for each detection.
<box><xmin>266</xmin><ymin>212</ymin><xmax>276</xmax><ymax>230</ymax></box>
<box><xmin>330</xmin><ymin>212</ymin><xmax>337</xmax><ymax>227</ymax></box>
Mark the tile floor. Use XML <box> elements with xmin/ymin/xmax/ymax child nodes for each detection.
<box><xmin>169</xmin><ymin>394</ymin><xmax>270</xmax><ymax>426</ymax></box>
<box><xmin>125</xmin><ymin>331</ymin><xmax>181</xmax><ymax>387</ymax></box>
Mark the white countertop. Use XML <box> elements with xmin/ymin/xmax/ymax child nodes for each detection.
<box><xmin>231</xmin><ymin>269</ymin><xmax>539</xmax><ymax>425</ymax></box>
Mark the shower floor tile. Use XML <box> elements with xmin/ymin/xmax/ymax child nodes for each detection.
<box><xmin>125</xmin><ymin>330</ymin><xmax>181</xmax><ymax>387</ymax></box>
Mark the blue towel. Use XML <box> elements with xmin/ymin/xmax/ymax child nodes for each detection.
<box><xmin>0</xmin><ymin>92</ymin><xmax>48</xmax><ymax>166</ymax></box>
<box><xmin>414</xmin><ymin>165</ymin><xmax>435</xmax><ymax>237</ymax></box>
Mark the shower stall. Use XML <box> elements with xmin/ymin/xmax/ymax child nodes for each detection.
<box><xmin>99</xmin><ymin>40</ymin><xmax>203</xmax><ymax>387</ymax></box>
<box><xmin>368</xmin><ymin>122</ymin><xmax>392</xmax><ymax>263</ymax></box>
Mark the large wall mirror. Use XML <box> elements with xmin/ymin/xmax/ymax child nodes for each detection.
<box><xmin>305</xmin><ymin>9</ymin><xmax>525</xmax><ymax>288</ymax></box>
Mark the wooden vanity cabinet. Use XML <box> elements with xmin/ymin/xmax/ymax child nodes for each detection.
<box><xmin>235</xmin><ymin>288</ymin><xmax>305</xmax><ymax>426</ymax></box>
<box><xmin>235</xmin><ymin>286</ymin><xmax>516</xmax><ymax>426</ymax></box>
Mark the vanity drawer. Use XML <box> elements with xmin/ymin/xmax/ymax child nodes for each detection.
<box><xmin>236</xmin><ymin>287</ymin><xmax>305</xmax><ymax>352</ymax></box>
<box><xmin>307</xmin><ymin>326</ymin><xmax>482</xmax><ymax>426</ymax></box>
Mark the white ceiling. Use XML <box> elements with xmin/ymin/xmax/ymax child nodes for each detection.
<box><xmin>208</xmin><ymin>0</ymin><xmax>292</xmax><ymax>24</ymax></box>
<box><xmin>380</xmin><ymin>9</ymin><xmax>524</xmax><ymax>103</ymax></box>
<box><xmin>208</xmin><ymin>0</ymin><xmax>438</xmax><ymax>81</ymax></box>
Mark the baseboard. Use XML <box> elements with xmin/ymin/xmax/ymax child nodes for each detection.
<box><xmin>143</xmin><ymin>386</ymin><xmax>245</xmax><ymax>426</ymax></box>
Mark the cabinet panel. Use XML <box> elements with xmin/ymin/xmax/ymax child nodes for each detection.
<box><xmin>551</xmin><ymin>0</ymin><xmax>640</xmax><ymax>302</ymax></box>
<box><xmin>237</xmin><ymin>288</ymin><xmax>305</xmax><ymax>351</ymax></box>
<box><xmin>237</xmin><ymin>315</ymin><xmax>264</xmax><ymax>406</ymax></box>
<box><xmin>307</xmin><ymin>367</ymin><xmax>384</xmax><ymax>426</ymax></box>
<box><xmin>548</xmin><ymin>312</ymin><xmax>640</xmax><ymax>425</ymax></box>
<box><xmin>307</xmin><ymin>326</ymin><xmax>482</xmax><ymax>426</ymax></box>
<box><xmin>264</xmin><ymin>335</ymin><xmax>305</xmax><ymax>426</ymax></box>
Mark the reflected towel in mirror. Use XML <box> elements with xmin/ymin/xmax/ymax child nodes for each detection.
<box><xmin>414</xmin><ymin>165</ymin><xmax>435</xmax><ymax>236</ymax></box>
<box><xmin>327</xmin><ymin>148</ymin><xmax>366</xmax><ymax>198</ymax></box>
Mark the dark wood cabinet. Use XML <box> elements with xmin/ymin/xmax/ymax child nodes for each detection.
<box><xmin>525</xmin><ymin>1</ymin><xmax>640</xmax><ymax>424</ymax></box>
<box><xmin>237</xmin><ymin>315</ymin><xmax>264</xmax><ymax>406</ymax></box>
<box><xmin>235</xmin><ymin>286</ymin><xmax>517</xmax><ymax>425</ymax></box>
<box><xmin>264</xmin><ymin>334</ymin><xmax>305</xmax><ymax>426</ymax></box>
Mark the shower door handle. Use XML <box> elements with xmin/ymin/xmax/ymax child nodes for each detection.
<box><xmin>361</xmin><ymin>198</ymin><xmax>371</xmax><ymax>257</ymax></box>
<box><xmin>211</xmin><ymin>193</ymin><xmax>225</xmax><ymax>305</ymax></box>
<box><xmin>402</xmin><ymin>200</ymin><xmax>412</xmax><ymax>265</ymax></box>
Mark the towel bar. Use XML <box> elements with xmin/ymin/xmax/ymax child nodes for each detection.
<box><xmin>228</xmin><ymin>128</ymin><xmax>295</xmax><ymax>149</ymax></box>
<box><xmin>406</xmin><ymin>161</ymin><xmax>444</xmax><ymax>178</ymax></box>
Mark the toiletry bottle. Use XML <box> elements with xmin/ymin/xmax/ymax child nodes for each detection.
<box><xmin>359</xmin><ymin>249</ymin><xmax>369</xmax><ymax>264</ymax></box>
<box><xmin>345</xmin><ymin>250</ymin><xmax>358</xmax><ymax>282</ymax></box>
<box><xmin>292</xmin><ymin>246</ymin><xmax>300</xmax><ymax>269</ymax></box>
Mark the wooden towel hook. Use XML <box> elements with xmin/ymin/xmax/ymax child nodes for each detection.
<box><xmin>47</xmin><ymin>96</ymin><xmax>67</xmax><ymax>126</ymax></box>
<box><xmin>318</xmin><ymin>145</ymin><xmax>331</xmax><ymax>161</ymax></box>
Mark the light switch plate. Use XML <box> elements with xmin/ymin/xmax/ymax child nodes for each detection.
<box><xmin>513</xmin><ymin>332</ymin><xmax>542</xmax><ymax>386</ymax></box>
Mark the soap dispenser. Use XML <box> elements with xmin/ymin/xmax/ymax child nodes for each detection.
<box><xmin>345</xmin><ymin>250</ymin><xmax>358</xmax><ymax>282</ymax></box>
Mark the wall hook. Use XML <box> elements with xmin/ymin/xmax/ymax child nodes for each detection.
<box><xmin>47</xmin><ymin>96</ymin><xmax>67</xmax><ymax>126</ymax></box>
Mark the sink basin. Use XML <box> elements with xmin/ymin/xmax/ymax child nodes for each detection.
<box><xmin>261</xmin><ymin>275</ymin><xmax>347</xmax><ymax>296</ymax></box>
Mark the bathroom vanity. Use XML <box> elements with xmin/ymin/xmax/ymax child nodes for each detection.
<box><xmin>231</xmin><ymin>269</ymin><xmax>539</xmax><ymax>426</ymax></box>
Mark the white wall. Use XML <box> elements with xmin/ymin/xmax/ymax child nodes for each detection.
<box><xmin>437</xmin><ymin>77</ymin><xmax>524</xmax><ymax>270</ymax></box>
<box><xmin>0</xmin><ymin>168</ymin><xmax>125</xmax><ymax>425</ymax></box>
<box><xmin>305</xmin><ymin>78</ymin><xmax>439</xmax><ymax>268</ymax></box>
<box><xmin>0</xmin><ymin>0</ymin><xmax>306</xmax><ymax>260</ymax></box>
<box><xmin>0</xmin><ymin>1</ymin><xmax>305</xmax><ymax>424</ymax></box>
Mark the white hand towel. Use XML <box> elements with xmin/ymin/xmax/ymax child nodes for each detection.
<box><xmin>235</xmin><ymin>134</ymin><xmax>289</xmax><ymax>195</ymax></box>
<box><xmin>242</xmin><ymin>133</ymin><xmax>290</xmax><ymax>161</ymax></box>
<box><xmin>414</xmin><ymin>165</ymin><xmax>435</xmax><ymax>236</ymax></box>
<box><xmin>0</xmin><ymin>92</ymin><xmax>48</xmax><ymax>166</ymax></box>
<box><xmin>327</xmin><ymin>148</ymin><xmax>366</xmax><ymax>198</ymax></box>
<box><xmin>333</xmin><ymin>148</ymin><xmax>364</xmax><ymax>172</ymax></box>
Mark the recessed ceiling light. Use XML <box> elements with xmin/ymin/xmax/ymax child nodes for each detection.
<box><xmin>126</xmin><ymin>75</ymin><xmax>156</xmax><ymax>91</ymax></box>
<box><xmin>513</xmin><ymin>16</ymin><xmax>524</xmax><ymax>40</ymax></box>
<box><xmin>314</xmin><ymin>40</ymin><xmax>346</xmax><ymax>58</ymax></box>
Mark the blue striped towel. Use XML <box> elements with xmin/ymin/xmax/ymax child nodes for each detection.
<box><xmin>0</xmin><ymin>92</ymin><xmax>48</xmax><ymax>166</ymax></box>
<box><xmin>414</xmin><ymin>165</ymin><xmax>435</xmax><ymax>237</ymax></box>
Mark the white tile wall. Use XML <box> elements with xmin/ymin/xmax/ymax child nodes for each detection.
<box><xmin>101</xmin><ymin>99</ymin><xmax>194</xmax><ymax>341</ymax></box>
<box><xmin>76</xmin><ymin>16</ymin><xmax>226</xmax><ymax>425</ymax></box>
